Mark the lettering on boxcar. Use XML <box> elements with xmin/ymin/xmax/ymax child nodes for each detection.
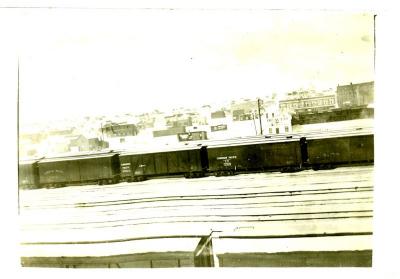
<box><xmin>217</xmin><ymin>155</ymin><xmax>237</xmax><ymax>167</ymax></box>
<box><xmin>121</xmin><ymin>162</ymin><xmax>131</xmax><ymax>173</ymax></box>
<box><xmin>216</xmin><ymin>155</ymin><xmax>237</xmax><ymax>160</ymax></box>
<box><xmin>134</xmin><ymin>164</ymin><xmax>146</xmax><ymax>175</ymax></box>
<box><xmin>44</xmin><ymin>170</ymin><xmax>64</xmax><ymax>175</ymax></box>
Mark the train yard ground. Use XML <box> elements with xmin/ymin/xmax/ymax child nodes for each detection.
<box><xmin>19</xmin><ymin>165</ymin><xmax>373</xmax><ymax>267</ymax></box>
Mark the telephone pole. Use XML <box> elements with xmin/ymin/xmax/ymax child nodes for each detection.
<box><xmin>257</xmin><ymin>98</ymin><xmax>263</xmax><ymax>135</ymax></box>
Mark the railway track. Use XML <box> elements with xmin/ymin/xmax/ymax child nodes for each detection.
<box><xmin>19</xmin><ymin>165</ymin><xmax>374</xmax><ymax>267</ymax></box>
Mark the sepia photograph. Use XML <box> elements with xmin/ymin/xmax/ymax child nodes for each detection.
<box><xmin>11</xmin><ymin>4</ymin><xmax>379</xmax><ymax>270</ymax></box>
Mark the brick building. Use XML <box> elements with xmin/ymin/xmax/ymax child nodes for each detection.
<box><xmin>336</xmin><ymin>81</ymin><xmax>374</xmax><ymax>108</ymax></box>
<box><xmin>101</xmin><ymin>122</ymin><xmax>139</xmax><ymax>137</ymax></box>
<box><xmin>279</xmin><ymin>91</ymin><xmax>336</xmax><ymax>114</ymax></box>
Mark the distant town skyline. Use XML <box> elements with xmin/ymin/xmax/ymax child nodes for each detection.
<box><xmin>17</xmin><ymin>10</ymin><xmax>374</xmax><ymax>125</ymax></box>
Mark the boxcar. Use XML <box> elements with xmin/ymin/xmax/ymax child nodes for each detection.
<box><xmin>21</xmin><ymin>251</ymin><xmax>197</xmax><ymax>268</ymax></box>
<box><xmin>305</xmin><ymin>129</ymin><xmax>374</xmax><ymax>169</ymax></box>
<box><xmin>18</xmin><ymin>159</ymin><xmax>40</xmax><ymax>189</ymax></box>
<box><xmin>205</xmin><ymin>137</ymin><xmax>304</xmax><ymax>176</ymax></box>
<box><xmin>119</xmin><ymin>146</ymin><xmax>207</xmax><ymax>181</ymax></box>
<box><xmin>38</xmin><ymin>151</ymin><xmax>121</xmax><ymax>187</ymax></box>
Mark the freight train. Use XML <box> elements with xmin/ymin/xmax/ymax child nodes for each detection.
<box><xmin>18</xmin><ymin>128</ymin><xmax>374</xmax><ymax>189</ymax></box>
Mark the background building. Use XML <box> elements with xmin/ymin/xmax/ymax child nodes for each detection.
<box><xmin>336</xmin><ymin>81</ymin><xmax>374</xmax><ymax>108</ymax></box>
<box><xmin>101</xmin><ymin>122</ymin><xmax>139</xmax><ymax>137</ymax></box>
<box><xmin>18</xmin><ymin>81</ymin><xmax>374</xmax><ymax>159</ymax></box>
<box><xmin>100</xmin><ymin>122</ymin><xmax>139</xmax><ymax>150</ymax></box>
<box><xmin>279</xmin><ymin>89</ymin><xmax>337</xmax><ymax>114</ymax></box>
<box><xmin>263</xmin><ymin>98</ymin><xmax>292</xmax><ymax>134</ymax></box>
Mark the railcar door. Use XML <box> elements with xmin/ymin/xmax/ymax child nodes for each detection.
<box><xmin>200</xmin><ymin>146</ymin><xmax>209</xmax><ymax>172</ymax></box>
<box><xmin>111</xmin><ymin>154</ymin><xmax>121</xmax><ymax>181</ymax></box>
<box><xmin>141</xmin><ymin>153</ymin><xmax>156</xmax><ymax>176</ymax></box>
<box><xmin>300</xmin><ymin>137</ymin><xmax>309</xmax><ymax>165</ymax></box>
<box><xmin>154</xmin><ymin>152</ymin><xmax>168</xmax><ymax>175</ymax></box>
<box><xmin>79</xmin><ymin>158</ymin><xmax>103</xmax><ymax>183</ymax></box>
<box><xmin>130</xmin><ymin>155</ymin><xmax>144</xmax><ymax>176</ymax></box>
<box><xmin>181</xmin><ymin>151</ymin><xmax>193</xmax><ymax>173</ymax></box>
<box><xmin>261</xmin><ymin>141</ymin><xmax>301</xmax><ymax>169</ymax></box>
<box><xmin>242</xmin><ymin>144</ymin><xmax>263</xmax><ymax>171</ymax></box>
<box><xmin>66</xmin><ymin>159</ymin><xmax>81</xmax><ymax>184</ymax></box>
<box><xmin>166</xmin><ymin>151</ymin><xmax>181</xmax><ymax>174</ymax></box>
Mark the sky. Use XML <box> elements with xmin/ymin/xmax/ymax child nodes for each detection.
<box><xmin>14</xmin><ymin>10</ymin><xmax>375</xmax><ymax>125</ymax></box>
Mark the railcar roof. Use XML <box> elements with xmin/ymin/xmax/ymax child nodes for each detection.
<box><xmin>204</xmin><ymin>136</ymin><xmax>300</xmax><ymax>149</ymax></box>
<box><xmin>19</xmin><ymin>159</ymin><xmax>40</xmax><ymax>165</ymax></box>
<box><xmin>120</xmin><ymin>144</ymin><xmax>203</xmax><ymax>156</ymax></box>
<box><xmin>289</xmin><ymin>127</ymin><xmax>374</xmax><ymax>138</ymax></box>
<box><xmin>300</xmin><ymin>128</ymin><xmax>374</xmax><ymax>140</ymax></box>
<box><xmin>38</xmin><ymin>151</ymin><xmax>118</xmax><ymax>163</ymax></box>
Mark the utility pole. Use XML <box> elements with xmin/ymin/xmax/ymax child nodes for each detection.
<box><xmin>252</xmin><ymin>112</ymin><xmax>258</xmax><ymax>135</ymax></box>
<box><xmin>100</xmin><ymin>122</ymin><xmax>105</xmax><ymax>143</ymax></box>
<box><xmin>257</xmin><ymin>98</ymin><xmax>263</xmax><ymax>135</ymax></box>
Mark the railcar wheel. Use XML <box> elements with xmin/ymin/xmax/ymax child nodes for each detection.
<box><xmin>281</xmin><ymin>167</ymin><xmax>300</xmax><ymax>173</ymax></box>
<box><xmin>324</xmin><ymin>164</ymin><xmax>336</xmax><ymax>170</ymax></box>
<box><xmin>312</xmin><ymin>164</ymin><xmax>320</xmax><ymax>171</ymax></box>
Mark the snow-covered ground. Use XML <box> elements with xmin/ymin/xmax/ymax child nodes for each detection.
<box><xmin>19</xmin><ymin>165</ymin><xmax>373</xmax><ymax>257</ymax></box>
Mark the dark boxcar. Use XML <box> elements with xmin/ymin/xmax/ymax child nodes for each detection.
<box><xmin>119</xmin><ymin>146</ymin><xmax>205</xmax><ymax>181</ymax></box>
<box><xmin>18</xmin><ymin>160</ymin><xmax>40</xmax><ymax>189</ymax></box>
<box><xmin>217</xmin><ymin>250</ymin><xmax>372</xmax><ymax>267</ymax></box>
<box><xmin>306</xmin><ymin>129</ymin><xmax>374</xmax><ymax>169</ymax></box>
<box><xmin>259</xmin><ymin>139</ymin><xmax>303</xmax><ymax>169</ymax></box>
<box><xmin>349</xmin><ymin>134</ymin><xmax>374</xmax><ymax>162</ymax></box>
<box><xmin>38</xmin><ymin>152</ymin><xmax>120</xmax><ymax>187</ymax></box>
<box><xmin>21</xmin><ymin>251</ymin><xmax>196</xmax><ymax>268</ymax></box>
<box><xmin>206</xmin><ymin>137</ymin><xmax>303</xmax><ymax>175</ymax></box>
